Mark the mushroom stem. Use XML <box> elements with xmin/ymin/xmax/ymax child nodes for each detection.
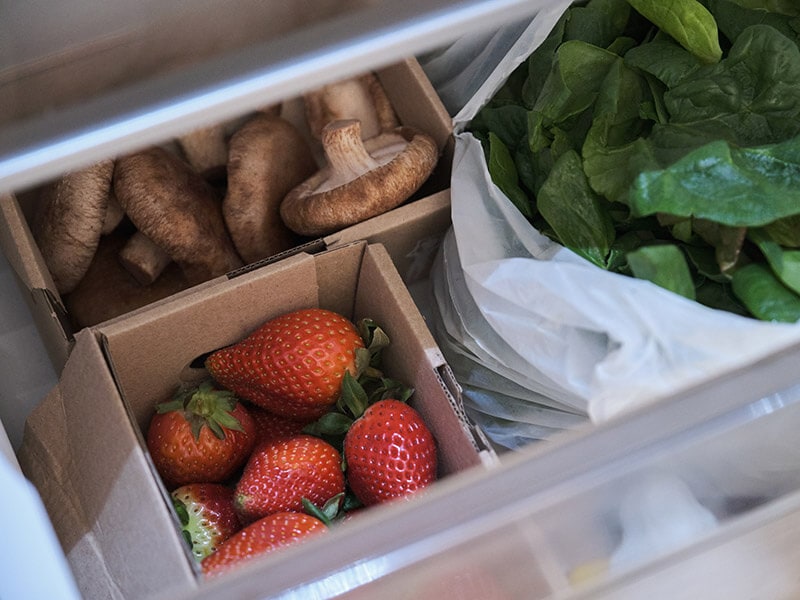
<box><xmin>119</xmin><ymin>230</ymin><xmax>173</xmax><ymax>285</ymax></box>
<box><xmin>321</xmin><ymin>120</ymin><xmax>379</xmax><ymax>184</ymax></box>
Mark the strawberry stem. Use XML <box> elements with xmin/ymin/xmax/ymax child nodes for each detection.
<box><xmin>156</xmin><ymin>380</ymin><xmax>244</xmax><ymax>441</ymax></box>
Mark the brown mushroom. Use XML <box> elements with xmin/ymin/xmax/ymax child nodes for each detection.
<box><xmin>304</xmin><ymin>73</ymin><xmax>399</xmax><ymax>141</ymax></box>
<box><xmin>176</xmin><ymin>106</ymin><xmax>281</xmax><ymax>182</ymax></box>
<box><xmin>176</xmin><ymin>124</ymin><xmax>229</xmax><ymax>181</ymax></box>
<box><xmin>222</xmin><ymin>113</ymin><xmax>318</xmax><ymax>263</ymax></box>
<box><xmin>280</xmin><ymin>119</ymin><xmax>439</xmax><ymax>237</ymax></box>
<box><xmin>102</xmin><ymin>191</ymin><xmax>126</xmax><ymax>235</ymax></box>
<box><xmin>113</xmin><ymin>147</ymin><xmax>244</xmax><ymax>286</ymax></box>
<box><xmin>33</xmin><ymin>159</ymin><xmax>115</xmax><ymax>294</ymax></box>
<box><xmin>65</xmin><ymin>230</ymin><xmax>190</xmax><ymax>329</ymax></box>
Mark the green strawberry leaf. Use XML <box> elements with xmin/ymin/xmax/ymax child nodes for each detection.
<box><xmin>302</xmin><ymin>493</ymin><xmax>346</xmax><ymax>526</ymax></box>
<box><xmin>354</xmin><ymin>347</ymin><xmax>373</xmax><ymax>379</ymax></box>
<box><xmin>357</xmin><ymin>318</ymin><xmax>391</xmax><ymax>370</ymax></box>
<box><xmin>340</xmin><ymin>371</ymin><xmax>369</xmax><ymax>418</ymax></box>
<box><xmin>366</xmin><ymin>377</ymin><xmax>415</xmax><ymax>404</ymax></box>
<box><xmin>303</xmin><ymin>411</ymin><xmax>353</xmax><ymax>436</ymax></box>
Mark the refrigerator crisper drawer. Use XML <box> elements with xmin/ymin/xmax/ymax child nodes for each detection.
<box><xmin>170</xmin><ymin>338</ymin><xmax>800</xmax><ymax>600</ymax></box>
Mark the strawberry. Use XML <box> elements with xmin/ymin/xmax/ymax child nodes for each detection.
<box><xmin>205</xmin><ymin>308</ymin><xmax>366</xmax><ymax>420</ymax></box>
<box><xmin>146</xmin><ymin>380</ymin><xmax>256</xmax><ymax>488</ymax></box>
<box><xmin>249</xmin><ymin>406</ymin><xmax>312</xmax><ymax>446</ymax></box>
<box><xmin>201</xmin><ymin>511</ymin><xmax>327</xmax><ymax>578</ymax></box>
<box><xmin>235</xmin><ymin>434</ymin><xmax>345</xmax><ymax>523</ymax></box>
<box><xmin>344</xmin><ymin>399</ymin><xmax>437</xmax><ymax>506</ymax></box>
<box><xmin>171</xmin><ymin>483</ymin><xmax>241</xmax><ymax>561</ymax></box>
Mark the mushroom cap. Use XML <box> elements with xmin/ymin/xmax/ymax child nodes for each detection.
<box><xmin>113</xmin><ymin>147</ymin><xmax>244</xmax><ymax>285</ymax></box>
<box><xmin>280</xmin><ymin>120</ymin><xmax>439</xmax><ymax>237</ymax></box>
<box><xmin>33</xmin><ymin>159</ymin><xmax>115</xmax><ymax>294</ymax></box>
<box><xmin>223</xmin><ymin>113</ymin><xmax>317</xmax><ymax>263</ymax></box>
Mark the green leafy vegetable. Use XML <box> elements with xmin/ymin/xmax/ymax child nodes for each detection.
<box><xmin>469</xmin><ymin>0</ymin><xmax>800</xmax><ymax>320</ymax></box>
<box><xmin>662</xmin><ymin>24</ymin><xmax>800</xmax><ymax>146</ymax></box>
<box><xmin>749</xmin><ymin>229</ymin><xmax>800</xmax><ymax>294</ymax></box>
<box><xmin>626</xmin><ymin>0</ymin><xmax>723</xmax><ymax>63</ymax></box>
<box><xmin>731</xmin><ymin>264</ymin><xmax>800</xmax><ymax>322</ymax></box>
<box><xmin>487</xmin><ymin>132</ymin><xmax>534</xmax><ymax>218</ymax></box>
<box><xmin>627</xmin><ymin>244</ymin><xmax>696</xmax><ymax>299</ymax></box>
<box><xmin>537</xmin><ymin>150</ymin><xmax>615</xmax><ymax>267</ymax></box>
<box><xmin>629</xmin><ymin>137</ymin><xmax>800</xmax><ymax>226</ymax></box>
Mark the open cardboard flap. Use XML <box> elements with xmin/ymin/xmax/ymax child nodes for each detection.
<box><xmin>17</xmin><ymin>241</ymin><xmax>491</xmax><ymax>600</ymax></box>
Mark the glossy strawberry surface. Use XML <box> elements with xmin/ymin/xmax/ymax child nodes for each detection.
<box><xmin>344</xmin><ymin>399</ymin><xmax>437</xmax><ymax>506</ymax></box>
<box><xmin>201</xmin><ymin>511</ymin><xmax>327</xmax><ymax>578</ymax></box>
<box><xmin>146</xmin><ymin>382</ymin><xmax>256</xmax><ymax>489</ymax></box>
<box><xmin>171</xmin><ymin>483</ymin><xmax>241</xmax><ymax>561</ymax></box>
<box><xmin>205</xmin><ymin>308</ymin><xmax>365</xmax><ymax>420</ymax></box>
<box><xmin>249</xmin><ymin>406</ymin><xmax>312</xmax><ymax>446</ymax></box>
<box><xmin>235</xmin><ymin>434</ymin><xmax>345</xmax><ymax>523</ymax></box>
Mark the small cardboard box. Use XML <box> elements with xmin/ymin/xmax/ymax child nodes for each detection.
<box><xmin>0</xmin><ymin>57</ymin><xmax>454</xmax><ymax>373</ymax></box>
<box><xmin>16</xmin><ymin>241</ymin><xmax>491</xmax><ymax>600</ymax></box>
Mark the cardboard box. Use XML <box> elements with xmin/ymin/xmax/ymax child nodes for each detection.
<box><xmin>0</xmin><ymin>57</ymin><xmax>454</xmax><ymax>373</ymax></box>
<box><xmin>15</xmin><ymin>241</ymin><xmax>492</xmax><ymax>600</ymax></box>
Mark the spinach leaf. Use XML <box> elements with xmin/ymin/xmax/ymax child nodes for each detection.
<box><xmin>581</xmin><ymin>56</ymin><xmax>661</xmax><ymax>203</ymax></box>
<box><xmin>522</xmin><ymin>14</ymin><xmax>568</xmax><ymax>108</ymax></box>
<box><xmin>731</xmin><ymin>263</ymin><xmax>800</xmax><ymax>322</ymax></box>
<box><xmin>627</xmin><ymin>244</ymin><xmax>697</xmax><ymax>299</ymax></box>
<box><xmin>487</xmin><ymin>132</ymin><xmax>534</xmax><ymax>218</ymax></box>
<box><xmin>566</xmin><ymin>0</ymin><xmax>632</xmax><ymax>49</ymax></box>
<box><xmin>684</xmin><ymin>244</ymin><xmax>730</xmax><ymax>282</ymax></box>
<box><xmin>764</xmin><ymin>215</ymin><xmax>800</xmax><ymax>247</ymax></box>
<box><xmin>709</xmin><ymin>0</ymin><xmax>800</xmax><ymax>47</ymax></box>
<box><xmin>721</xmin><ymin>0</ymin><xmax>800</xmax><ymax>17</ymax></box>
<box><xmin>691</xmin><ymin>219</ymin><xmax>748</xmax><ymax>274</ymax></box>
<box><xmin>537</xmin><ymin>150</ymin><xmax>615</xmax><ymax>267</ymax></box>
<box><xmin>532</xmin><ymin>41</ymin><xmax>620</xmax><ymax>128</ymax></box>
<box><xmin>664</xmin><ymin>24</ymin><xmax>800</xmax><ymax>146</ymax></box>
<box><xmin>626</xmin><ymin>0</ymin><xmax>723</xmax><ymax>63</ymax></box>
<box><xmin>624</xmin><ymin>37</ymin><xmax>703</xmax><ymax>87</ymax></box>
<box><xmin>695</xmin><ymin>279</ymin><xmax>750</xmax><ymax>314</ymax></box>
<box><xmin>750</xmin><ymin>228</ymin><xmax>800</xmax><ymax>294</ymax></box>
<box><xmin>629</xmin><ymin>136</ymin><xmax>800</xmax><ymax>226</ymax></box>
<box><xmin>471</xmin><ymin>104</ymin><xmax>529</xmax><ymax>150</ymax></box>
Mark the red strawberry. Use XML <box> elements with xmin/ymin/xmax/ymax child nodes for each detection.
<box><xmin>344</xmin><ymin>399</ymin><xmax>437</xmax><ymax>506</ymax></box>
<box><xmin>201</xmin><ymin>511</ymin><xmax>327</xmax><ymax>578</ymax></box>
<box><xmin>249</xmin><ymin>406</ymin><xmax>312</xmax><ymax>446</ymax></box>
<box><xmin>171</xmin><ymin>483</ymin><xmax>241</xmax><ymax>561</ymax></box>
<box><xmin>146</xmin><ymin>380</ymin><xmax>256</xmax><ymax>488</ymax></box>
<box><xmin>205</xmin><ymin>308</ymin><xmax>366</xmax><ymax>420</ymax></box>
<box><xmin>235</xmin><ymin>434</ymin><xmax>345</xmax><ymax>523</ymax></box>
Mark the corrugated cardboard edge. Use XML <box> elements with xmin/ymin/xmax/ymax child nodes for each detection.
<box><xmin>324</xmin><ymin>189</ymin><xmax>452</xmax><ymax>285</ymax></box>
<box><xmin>17</xmin><ymin>328</ymin><xmax>197</xmax><ymax>600</ymax></box>
<box><xmin>0</xmin><ymin>193</ymin><xmax>73</xmax><ymax>370</ymax></box>
<box><xmin>354</xmin><ymin>243</ymin><xmax>496</xmax><ymax>470</ymax></box>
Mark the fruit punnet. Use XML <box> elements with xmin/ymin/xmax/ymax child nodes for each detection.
<box><xmin>201</xmin><ymin>512</ymin><xmax>327</xmax><ymax>578</ymax></box>
<box><xmin>205</xmin><ymin>308</ymin><xmax>366</xmax><ymax>420</ymax></box>
<box><xmin>171</xmin><ymin>483</ymin><xmax>241</xmax><ymax>561</ymax></box>
<box><xmin>234</xmin><ymin>434</ymin><xmax>346</xmax><ymax>523</ymax></box>
<box><xmin>146</xmin><ymin>380</ymin><xmax>256</xmax><ymax>489</ymax></box>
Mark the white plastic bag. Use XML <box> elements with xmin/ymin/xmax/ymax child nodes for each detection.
<box><xmin>430</xmin><ymin>4</ymin><xmax>800</xmax><ymax>444</ymax></box>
